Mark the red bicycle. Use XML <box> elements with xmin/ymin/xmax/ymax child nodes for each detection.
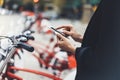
<box><xmin>28</xmin><ymin>38</ymin><xmax>76</xmax><ymax>75</ymax></box>
<box><xmin>0</xmin><ymin>32</ymin><xmax>62</xmax><ymax>80</ymax></box>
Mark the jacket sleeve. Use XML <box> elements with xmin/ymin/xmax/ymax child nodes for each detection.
<box><xmin>75</xmin><ymin>47</ymin><xmax>97</xmax><ymax>74</ymax></box>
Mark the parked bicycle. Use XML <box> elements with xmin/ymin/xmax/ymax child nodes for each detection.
<box><xmin>0</xmin><ymin>31</ymin><xmax>63</xmax><ymax>80</ymax></box>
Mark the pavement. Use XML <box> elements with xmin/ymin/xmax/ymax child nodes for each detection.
<box><xmin>0</xmin><ymin>15</ymin><xmax>88</xmax><ymax>80</ymax></box>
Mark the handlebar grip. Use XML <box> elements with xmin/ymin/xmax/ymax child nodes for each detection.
<box><xmin>23</xmin><ymin>30</ymin><xmax>35</xmax><ymax>34</ymax></box>
<box><xmin>16</xmin><ymin>35</ymin><xmax>35</xmax><ymax>41</ymax></box>
<box><xmin>17</xmin><ymin>42</ymin><xmax>34</xmax><ymax>52</ymax></box>
<box><xmin>30</xmin><ymin>30</ymin><xmax>35</xmax><ymax>33</ymax></box>
<box><xmin>26</xmin><ymin>35</ymin><xmax>35</xmax><ymax>40</ymax></box>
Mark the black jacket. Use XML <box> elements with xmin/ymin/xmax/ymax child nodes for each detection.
<box><xmin>75</xmin><ymin>0</ymin><xmax>120</xmax><ymax>80</ymax></box>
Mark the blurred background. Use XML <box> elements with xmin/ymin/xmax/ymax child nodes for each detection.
<box><xmin>0</xmin><ymin>0</ymin><xmax>101</xmax><ymax>22</ymax></box>
<box><xmin>0</xmin><ymin>0</ymin><xmax>101</xmax><ymax>80</ymax></box>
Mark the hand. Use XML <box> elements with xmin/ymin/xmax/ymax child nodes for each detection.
<box><xmin>56</xmin><ymin>25</ymin><xmax>83</xmax><ymax>43</ymax></box>
<box><xmin>56</xmin><ymin>33</ymin><xmax>76</xmax><ymax>53</ymax></box>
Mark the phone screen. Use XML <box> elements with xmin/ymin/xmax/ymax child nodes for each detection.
<box><xmin>50</xmin><ymin>27</ymin><xmax>66</xmax><ymax>37</ymax></box>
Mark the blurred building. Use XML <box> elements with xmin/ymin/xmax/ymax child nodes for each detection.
<box><xmin>83</xmin><ymin>0</ymin><xmax>100</xmax><ymax>5</ymax></box>
<box><xmin>0</xmin><ymin>0</ymin><xmax>4</xmax><ymax>7</ymax></box>
<box><xmin>40</xmin><ymin>0</ymin><xmax>101</xmax><ymax>19</ymax></box>
<box><xmin>1</xmin><ymin>0</ymin><xmax>100</xmax><ymax>20</ymax></box>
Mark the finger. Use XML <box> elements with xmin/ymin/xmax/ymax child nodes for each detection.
<box><xmin>56</xmin><ymin>36</ymin><xmax>64</xmax><ymax>45</ymax></box>
<box><xmin>63</xmin><ymin>30</ymin><xmax>71</xmax><ymax>35</ymax></box>
<box><xmin>56</xmin><ymin>34</ymin><xmax>61</xmax><ymax>40</ymax></box>
<box><xmin>56</xmin><ymin>26</ymin><xmax>72</xmax><ymax>30</ymax></box>
<box><xmin>57</xmin><ymin>39</ymin><xmax>63</xmax><ymax>45</ymax></box>
<box><xmin>56</xmin><ymin>26</ymin><xmax>67</xmax><ymax>30</ymax></box>
<box><xmin>56</xmin><ymin>33</ymin><xmax>66</xmax><ymax>40</ymax></box>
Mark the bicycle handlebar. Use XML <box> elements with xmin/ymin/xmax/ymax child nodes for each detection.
<box><xmin>16</xmin><ymin>30</ymin><xmax>35</xmax><ymax>41</ymax></box>
<box><xmin>0</xmin><ymin>31</ymin><xmax>35</xmax><ymax>74</ymax></box>
<box><xmin>17</xmin><ymin>42</ymin><xmax>34</xmax><ymax>52</ymax></box>
<box><xmin>14</xmin><ymin>31</ymin><xmax>35</xmax><ymax>52</ymax></box>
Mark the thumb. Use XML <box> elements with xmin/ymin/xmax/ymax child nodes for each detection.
<box><xmin>63</xmin><ymin>30</ymin><xmax>71</xmax><ymax>35</ymax></box>
<box><xmin>56</xmin><ymin>33</ymin><xmax>66</xmax><ymax>40</ymax></box>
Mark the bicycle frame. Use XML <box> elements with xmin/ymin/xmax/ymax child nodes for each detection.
<box><xmin>28</xmin><ymin>40</ymin><xmax>76</xmax><ymax>72</ymax></box>
<box><xmin>0</xmin><ymin>44</ymin><xmax>62</xmax><ymax>80</ymax></box>
<box><xmin>0</xmin><ymin>38</ymin><xmax>62</xmax><ymax>80</ymax></box>
<box><xmin>7</xmin><ymin>66</ymin><xmax>62</xmax><ymax>80</ymax></box>
<box><xmin>22</xmin><ymin>11</ymin><xmax>50</xmax><ymax>33</ymax></box>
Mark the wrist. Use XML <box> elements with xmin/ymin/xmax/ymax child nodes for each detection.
<box><xmin>73</xmin><ymin>34</ymin><xmax>83</xmax><ymax>43</ymax></box>
<box><xmin>76</xmin><ymin>34</ymin><xmax>83</xmax><ymax>43</ymax></box>
<box><xmin>69</xmin><ymin>46</ymin><xmax>76</xmax><ymax>53</ymax></box>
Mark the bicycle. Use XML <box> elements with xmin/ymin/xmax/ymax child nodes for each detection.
<box><xmin>27</xmin><ymin>37</ymin><xmax>76</xmax><ymax>76</ymax></box>
<box><xmin>20</xmin><ymin>11</ymin><xmax>52</xmax><ymax>34</ymax></box>
<box><xmin>0</xmin><ymin>31</ymin><xmax>63</xmax><ymax>80</ymax></box>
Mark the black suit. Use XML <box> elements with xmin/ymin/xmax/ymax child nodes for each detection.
<box><xmin>75</xmin><ymin>0</ymin><xmax>120</xmax><ymax>80</ymax></box>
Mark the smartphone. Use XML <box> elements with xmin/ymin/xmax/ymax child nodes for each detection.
<box><xmin>50</xmin><ymin>27</ymin><xmax>66</xmax><ymax>37</ymax></box>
